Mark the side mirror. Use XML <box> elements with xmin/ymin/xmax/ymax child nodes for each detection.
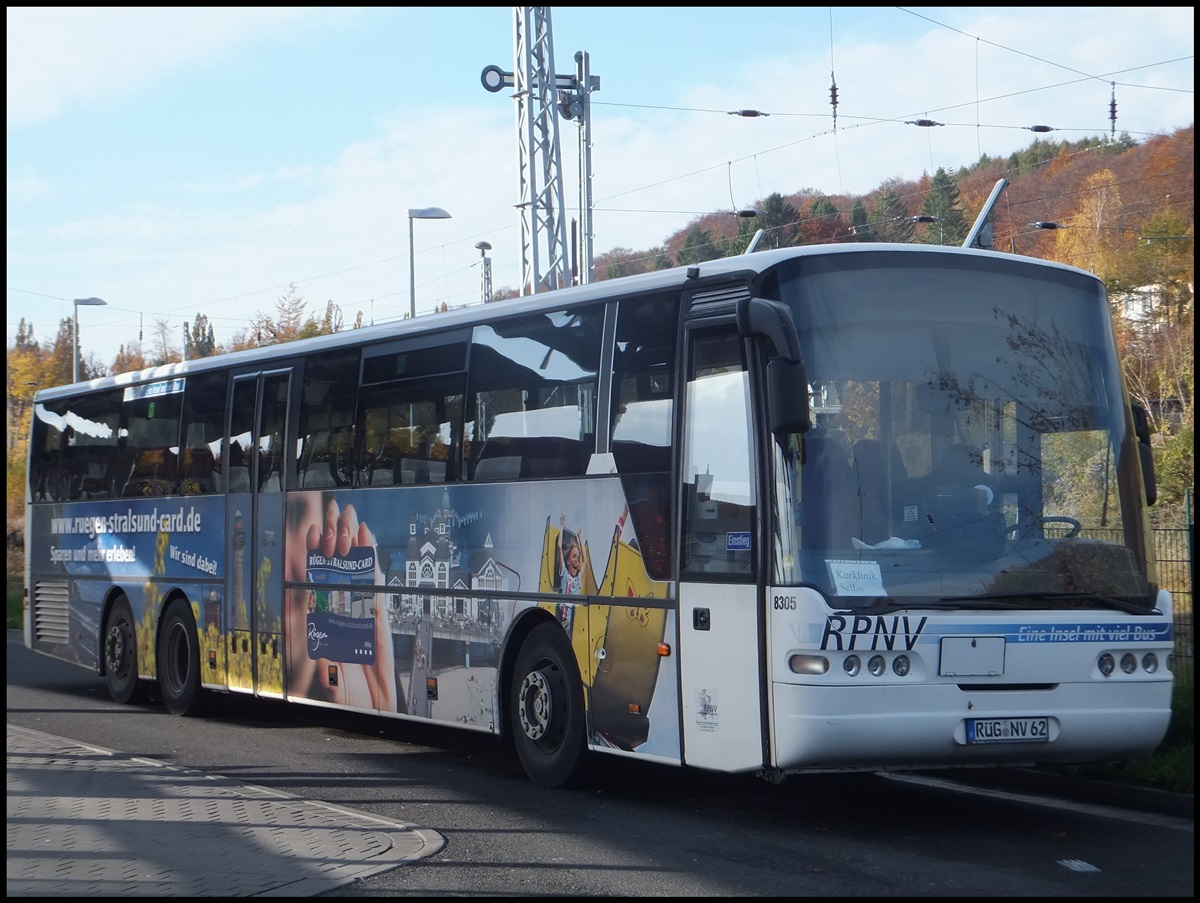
<box><xmin>766</xmin><ymin>358</ymin><xmax>812</xmax><ymax>435</ymax></box>
<box><xmin>735</xmin><ymin>297</ymin><xmax>812</xmax><ymax>435</ymax></box>
<box><xmin>1131</xmin><ymin>403</ymin><xmax>1157</xmax><ymax>507</ymax></box>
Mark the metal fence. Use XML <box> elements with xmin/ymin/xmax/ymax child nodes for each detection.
<box><xmin>1152</xmin><ymin>527</ymin><xmax>1194</xmax><ymax>686</ymax></box>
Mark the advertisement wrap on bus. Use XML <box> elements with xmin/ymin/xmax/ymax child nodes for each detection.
<box><xmin>28</xmin><ymin>479</ymin><xmax>682</xmax><ymax>761</ymax></box>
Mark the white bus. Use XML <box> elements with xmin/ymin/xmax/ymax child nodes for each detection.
<box><xmin>25</xmin><ymin>243</ymin><xmax>1173</xmax><ymax>788</ymax></box>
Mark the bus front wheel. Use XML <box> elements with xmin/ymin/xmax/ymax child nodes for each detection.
<box><xmin>104</xmin><ymin>596</ymin><xmax>148</xmax><ymax>705</ymax></box>
<box><xmin>157</xmin><ymin>598</ymin><xmax>207</xmax><ymax>717</ymax></box>
<box><xmin>510</xmin><ymin>622</ymin><xmax>593</xmax><ymax>789</ymax></box>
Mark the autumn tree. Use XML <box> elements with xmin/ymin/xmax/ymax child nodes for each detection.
<box><xmin>720</xmin><ymin>214</ymin><xmax>762</xmax><ymax>257</ymax></box>
<box><xmin>918</xmin><ymin>168</ymin><xmax>969</xmax><ymax>246</ymax></box>
<box><xmin>598</xmin><ymin>247</ymin><xmax>643</xmax><ymax>279</ymax></box>
<box><xmin>147</xmin><ymin>317</ymin><xmax>180</xmax><ymax>366</ymax></box>
<box><xmin>1050</xmin><ymin>169</ymin><xmax>1123</xmax><ymax>280</ymax></box>
<box><xmin>754</xmin><ymin>193</ymin><xmax>800</xmax><ymax>249</ymax></box>
<box><xmin>242</xmin><ymin>285</ymin><xmax>311</xmax><ymax>347</ymax></box>
<box><xmin>185</xmin><ymin>313</ymin><xmax>217</xmax><ymax>359</ymax></box>
<box><xmin>675</xmin><ymin>227</ymin><xmax>720</xmax><ymax>266</ymax></box>
<box><xmin>849</xmin><ymin>199</ymin><xmax>870</xmax><ymax>240</ymax></box>
<box><xmin>647</xmin><ymin>247</ymin><xmax>673</xmax><ymax>271</ymax></box>
<box><xmin>7</xmin><ymin>324</ymin><xmax>51</xmax><ymax>451</ymax></box>
<box><xmin>6</xmin><ymin>323</ymin><xmax>57</xmax><ymax>527</ymax></box>
<box><xmin>1130</xmin><ymin>211</ymin><xmax>1194</xmax><ymax>326</ymax></box>
<box><xmin>306</xmin><ymin>300</ymin><xmax>344</xmax><ymax>339</ymax></box>
<box><xmin>797</xmin><ymin>196</ymin><xmax>845</xmax><ymax>245</ymax></box>
<box><xmin>870</xmin><ymin>187</ymin><xmax>914</xmax><ymax>243</ymax></box>
<box><xmin>1005</xmin><ymin>138</ymin><xmax>1064</xmax><ymax>176</ymax></box>
<box><xmin>49</xmin><ymin>319</ymin><xmax>75</xmax><ymax>385</ymax></box>
<box><xmin>111</xmin><ymin>343</ymin><xmax>148</xmax><ymax>376</ymax></box>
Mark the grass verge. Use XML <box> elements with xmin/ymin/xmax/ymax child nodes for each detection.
<box><xmin>1070</xmin><ymin>675</ymin><xmax>1194</xmax><ymax>795</ymax></box>
<box><xmin>7</xmin><ymin>579</ymin><xmax>21</xmax><ymax>630</ymax></box>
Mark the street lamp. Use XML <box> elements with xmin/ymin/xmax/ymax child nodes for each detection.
<box><xmin>72</xmin><ymin>297</ymin><xmax>107</xmax><ymax>383</ymax></box>
<box><xmin>407</xmin><ymin>207</ymin><xmax>452</xmax><ymax>318</ymax></box>
<box><xmin>475</xmin><ymin>241</ymin><xmax>493</xmax><ymax>303</ymax></box>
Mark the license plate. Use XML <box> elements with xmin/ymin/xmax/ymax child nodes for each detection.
<box><xmin>966</xmin><ymin>716</ymin><xmax>1049</xmax><ymax>744</ymax></box>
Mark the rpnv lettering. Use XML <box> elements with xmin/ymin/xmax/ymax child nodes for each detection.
<box><xmin>820</xmin><ymin>614</ymin><xmax>928</xmax><ymax>651</ymax></box>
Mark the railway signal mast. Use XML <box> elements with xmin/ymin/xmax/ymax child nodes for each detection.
<box><xmin>482</xmin><ymin>7</ymin><xmax>600</xmax><ymax>294</ymax></box>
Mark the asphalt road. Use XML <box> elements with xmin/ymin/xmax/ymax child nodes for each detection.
<box><xmin>7</xmin><ymin>631</ymin><xmax>1194</xmax><ymax>897</ymax></box>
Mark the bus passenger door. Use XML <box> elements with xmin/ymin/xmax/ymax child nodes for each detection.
<box><xmin>225</xmin><ymin>370</ymin><xmax>291</xmax><ymax>697</ymax></box>
<box><xmin>677</xmin><ymin>325</ymin><xmax>766</xmax><ymax>773</ymax></box>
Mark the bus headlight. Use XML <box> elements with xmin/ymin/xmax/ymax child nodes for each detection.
<box><xmin>868</xmin><ymin>655</ymin><xmax>886</xmax><ymax>677</ymax></box>
<box><xmin>843</xmin><ymin>655</ymin><xmax>861</xmax><ymax>677</ymax></box>
<box><xmin>892</xmin><ymin>655</ymin><xmax>911</xmax><ymax>677</ymax></box>
<box><xmin>1120</xmin><ymin>653</ymin><xmax>1137</xmax><ymax>674</ymax></box>
<box><xmin>1097</xmin><ymin>653</ymin><xmax>1115</xmax><ymax>677</ymax></box>
<box><xmin>1142</xmin><ymin>653</ymin><xmax>1158</xmax><ymax>674</ymax></box>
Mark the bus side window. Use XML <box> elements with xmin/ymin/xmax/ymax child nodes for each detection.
<box><xmin>681</xmin><ymin>330</ymin><xmax>755</xmax><ymax>578</ymax></box>
<box><xmin>298</xmin><ymin>351</ymin><xmax>359</xmax><ymax>489</ymax></box>
<box><xmin>466</xmin><ymin>309</ymin><xmax>603</xmax><ymax>482</ymax></box>
<box><xmin>121</xmin><ymin>447</ymin><xmax>177</xmax><ymax>498</ymax></box>
<box><xmin>358</xmin><ymin>339</ymin><xmax>467</xmax><ymax>487</ymax></box>
<box><xmin>179</xmin><ymin>370</ymin><xmax>227</xmax><ymax>496</ymax></box>
<box><xmin>30</xmin><ymin>402</ymin><xmax>72</xmax><ymax>502</ymax></box>
<box><xmin>179</xmin><ymin>446</ymin><xmax>217</xmax><ymax>495</ymax></box>
<box><xmin>117</xmin><ymin>380</ymin><xmax>184</xmax><ymax>497</ymax></box>
<box><xmin>227</xmin><ymin>438</ymin><xmax>252</xmax><ymax>493</ymax></box>
<box><xmin>611</xmin><ymin>293</ymin><xmax>679</xmax><ymax>580</ymax></box>
<box><xmin>59</xmin><ymin>390</ymin><xmax>122</xmax><ymax>501</ymax></box>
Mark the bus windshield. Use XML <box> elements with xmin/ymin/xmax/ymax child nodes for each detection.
<box><xmin>770</xmin><ymin>251</ymin><xmax>1155</xmax><ymax>611</ymax></box>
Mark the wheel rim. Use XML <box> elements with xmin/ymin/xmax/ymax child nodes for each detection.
<box><xmin>518</xmin><ymin>668</ymin><xmax>555</xmax><ymax>744</ymax></box>
<box><xmin>105</xmin><ymin>619</ymin><xmax>132</xmax><ymax>678</ymax></box>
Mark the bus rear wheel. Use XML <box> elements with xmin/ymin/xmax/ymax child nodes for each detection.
<box><xmin>104</xmin><ymin>596</ymin><xmax>148</xmax><ymax>705</ymax></box>
<box><xmin>157</xmin><ymin>599</ymin><xmax>207</xmax><ymax>717</ymax></box>
<box><xmin>510</xmin><ymin>622</ymin><xmax>593</xmax><ymax>788</ymax></box>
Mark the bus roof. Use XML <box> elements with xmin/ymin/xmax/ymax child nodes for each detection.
<box><xmin>34</xmin><ymin>242</ymin><xmax>1099</xmax><ymax>403</ymax></box>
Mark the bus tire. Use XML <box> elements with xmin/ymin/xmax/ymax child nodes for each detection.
<box><xmin>510</xmin><ymin>621</ymin><xmax>594</xmax><ymax>789</ymax></box>
<box><xmin>157</xmin><ymin>598</ymin><xmax>207</xmax><ymax>717</ymax></box>
<box><xmin>104</xmin><ymin>596</ymin><xmax>148</xmax><ymax>705</ymax></box>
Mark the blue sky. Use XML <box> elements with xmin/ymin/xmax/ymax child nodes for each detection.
<box><xmin>6</xmin><ymin>7</ymin><xmax>1194</xmax><ymax>368</ymax></box>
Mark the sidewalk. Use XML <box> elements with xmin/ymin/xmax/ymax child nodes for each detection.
<box><xmin>6</xmin><ymin>723</ymin><xmax>444</xmax><ymax>897</ymax></box>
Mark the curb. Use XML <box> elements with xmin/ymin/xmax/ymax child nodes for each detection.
<box><xmin>926</xmin><ymin>766</ymin><xmax>1194</xmax><ymax>819</ymax></box>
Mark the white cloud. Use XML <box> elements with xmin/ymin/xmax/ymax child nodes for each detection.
<box><xmin>6</xmin><ymin>166</ymin><xmax>57</xmax><ymax>203</ymax></box>
<box><xmin>5</xmin><ymin>7</ymin><xmax>351</xmax><ymax>128</ymax></box>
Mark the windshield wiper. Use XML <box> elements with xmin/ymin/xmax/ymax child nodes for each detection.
<box><xmin>939</xmin><ymin>591</ymin><xmax>1149</xmax><ymax>615</ymax></box>
<box><xmin>832</xmin><ymin>596</ymin><xmax>1024</xmax><ymax>614</ymax></box>
<box><xmin>903</xmin><ymin>598</ymin><xmax>1026</xmax><ymax>610</ymax></box>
